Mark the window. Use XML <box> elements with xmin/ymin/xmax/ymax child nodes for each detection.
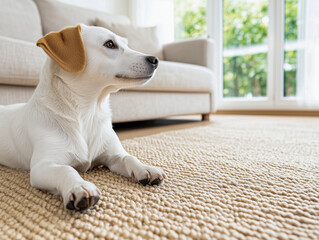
<box><xmin>174</xmin><ymin>0</ymin><xmax>207</xmax><ymax>40</ymax></box>
<box><xmin>284</xmin><ymin>0</ymin><xmax>299</xmax><ymax>98</ymax></box>
<box><xmin>223</xmin><ymin>0</ymin><xmax>268</xmax><ymax>98</ymax></box>
<box><xmin>174</xmin><ymin>0</ymin><xmax>319</xmax><ymax>110</ymax></box>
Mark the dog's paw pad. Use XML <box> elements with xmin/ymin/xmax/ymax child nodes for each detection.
<box><xmin>139</xmin><ymin>178</ymin><xmax>150</xmax><ymax>186</ymax></box>
<box><xmin>66</xmin><ymin>200</ymin><xmax>76</xmax><ymax>210</ymax></box>
<box><xmin>150</xmin><ymin>178</ymin><xmax>161</xmax><ymax>186</ymax></box>
<box><xmin>73</xmin><ymin>195</ymin><xmax>100</xmax><ymax>211</ymax></box>
<box><xmin>64</xmin><ymin>182</ymin><xmax>100</xmax><ymax>211</ymax></box>
<box><xmin>133</xmin><ymin>165</ymin><xmax>166</xmax><ymax>186</ymax></box>
<box><xmin>76</xmin><ymin>197</ymin><xmax>89</xmax><ymax>210</ymax></box>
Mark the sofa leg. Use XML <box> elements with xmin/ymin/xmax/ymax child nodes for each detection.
<box><xmin>201</xmin><ymin>113</ymin><xmax>210</xmax><ymax>121</ymax></box>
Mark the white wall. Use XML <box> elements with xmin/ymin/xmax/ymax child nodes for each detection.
<box><xmin>58</xmin><ymin>0</ymin><xmax>129</xmax><ymax>16</ymax></box>
<box><xmin>58</xmin><ymin>0</ymin><xmax>174</xmax><ymax>43</ymax></box>
<box><xmin>128</xmin><ymin>0</ymin><xmax>174</xmax><ymax>43</ymax></box>
<box><xmin>107</xmin><ymin>0</ymin><xmax>128</xmax><ymax>16</ymax></box>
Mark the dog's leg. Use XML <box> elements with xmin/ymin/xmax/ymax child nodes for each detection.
<box><xmin>98</xmin><ymin>130</ymin><xmax>166</xmax><ymax>186</ymax></box>
<box><xmin>30</xmin><ymin>161</ymin><xmax>100</xmax><ymax>210</ymax></box>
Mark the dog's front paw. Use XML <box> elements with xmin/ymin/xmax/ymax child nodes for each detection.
<box><xmin>64</xmin><ymin>181</ymin><xmax>101</xmax><ymax>211</ymax></box>
<box><xmin>131</xmin><ymin>165</ymin><xmax>167</xmax><ymax>186</ymax></box>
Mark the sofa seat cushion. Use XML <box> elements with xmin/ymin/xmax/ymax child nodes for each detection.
<box><xmin>129</xmin><ymin>61</ymin><xmax>214</xmax><ymax>93</ymax></box>
<box><xmin>111</xmin><ymin>91</ymin><xmax>210</xmax><ymax>123</ymax></box>
<box><xmin>0</xmin><ymin>0</ymin><xmax>42</xmax><ymax>42</ymax></box>
<box><xmin>34</xmin><ymin>0</ymin><xmax>130</xmax><ymax>34</ymax></box>
<box><xmin>0</xmin><ymin>36</ymin><xmax>45</xmax><ymax>87</ymax></box>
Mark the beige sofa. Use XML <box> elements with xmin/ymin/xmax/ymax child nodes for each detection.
<box><xmin>0</xmin><ymin>0</ymin><xmax>217</xmax><ymax>123</ymax></box>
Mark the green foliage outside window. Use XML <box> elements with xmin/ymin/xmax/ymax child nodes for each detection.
<box><xmin>223</xmin><ymin>53</ymin><xmax>267</xmax><ymax>97</ymax></box>
<box><xmin>174</xmin><ymin>0</ymin><xmax>207</xmax><ymax>40</ymax></box>
<box><xmin>284</xmin><ymin>0</ymin><xmax>298</xmax><ymax>97</ymax></box>
<box><xmin>284</xmin><ymin>50</ymin><xmax>297</xmax><ymax>97</ymax></box>
<box><xmin>285</xmin><ymin>0</ymin><xmax>298</xmax><ymax>41</ymax></box>
<box><xmin>174</xmin><ymin>0</ymin><xmax>299</xmax><ymax>98</ymax></box>
<box><xmin>223</xmin><ymin>1</ymin><xmax>268</xmax><ymax>48</ymax></box>
<box><xmin>223</xmin><ymin>0</ymin><xmax>268</xmax><ymax>97</ymax></box>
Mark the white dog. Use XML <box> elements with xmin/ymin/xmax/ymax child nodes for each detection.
<box><xmin>0</xmin><ymin>24</ymin><xmax>166</xmax><ymax>211</ymax></box>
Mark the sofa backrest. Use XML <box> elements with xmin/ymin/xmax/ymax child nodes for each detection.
<box><xmin>33</xmin><ymin>0</ymin><xmax>131</xmax><ymax>34</ymax></box>
<box><xmin>0</xmin><ymin>0</ymin><xmax>42</xmax><ymax>42</ymax></box>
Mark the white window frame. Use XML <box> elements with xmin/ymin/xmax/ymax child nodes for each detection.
<box><xmin>208</xmin><ymin>0</ymin><xmax>318</xmax><ymax>111</ymax></box>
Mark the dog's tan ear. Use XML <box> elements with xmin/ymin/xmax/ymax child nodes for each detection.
<box><xmin>37</xmin><ymin>25</ymin><xmax>86</xmax><ymax>73</ymax></box>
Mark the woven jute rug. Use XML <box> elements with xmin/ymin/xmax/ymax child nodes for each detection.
<box><xmin>0</xmin><ymin>116</ymin><xmax>319</xmax><ymax>239</ymax></box>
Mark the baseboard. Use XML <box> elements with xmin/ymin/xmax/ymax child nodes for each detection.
<box><xmin>216</xmin><ymin>110</ymin><xmax>319</xmax><ymax>117</ymax></box>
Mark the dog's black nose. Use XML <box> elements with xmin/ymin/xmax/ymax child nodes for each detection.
<box><xmin>146</xmin><ymin>56</ymin><xmax>159</xmax><ymax>69</ymax></box>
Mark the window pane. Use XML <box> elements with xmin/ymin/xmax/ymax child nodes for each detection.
<box><xmin>224</xmin><ymin>53</ymin><xmax>267</xmax><ymax>98</ymax></box>
<box><xmin>174</xmin><ymin>0</ymin><xmax>207</xmax><ymax>40</ymax></box>
<box><xmin>284</xmin><ymin>0</ymin><xmax>298</xmax><ymax>97</ymax></box>
<box><xmin>284</xmin><ymin>50</ymin><xmax>297</xmax><ymax>97</ymax></box>
<box><xmin>223</xmin><ymin>0</ymin><xmax>268</xmax><ymax>98</ymax></box>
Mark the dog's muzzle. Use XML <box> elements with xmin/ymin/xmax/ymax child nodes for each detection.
<box><xmin>115</xmin><ymin>55</ymin><xmax>159</xmax><ymax>80</ymax></box>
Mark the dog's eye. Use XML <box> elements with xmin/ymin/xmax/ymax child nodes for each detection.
<box><xmin>104</xmin><ymin>40</ymin><xmax>116</xmax><ymax>49</ymax></box>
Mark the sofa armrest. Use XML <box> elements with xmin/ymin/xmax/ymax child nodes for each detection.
<box><xmin>163</xmin><ymin>38</ymin><xmax>213</xmax><ymax>69</ymax></box>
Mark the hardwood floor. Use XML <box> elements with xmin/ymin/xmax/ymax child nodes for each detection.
<box><xmin>113</xmin><ymin>115</ymin><xmax>210</xmax><ymax>140</ymax></box>
<box><xmin>114</xmin><ymin>114</ymin><xmax>319</xmax><ymax>140</ymax></box>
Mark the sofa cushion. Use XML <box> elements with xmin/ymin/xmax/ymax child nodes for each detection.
<box><xmin>130</xmin><ymin>61</ymin><xmax>214</xmax><ymax>93</ymax></box>
<box><xmin>0</xmin><ymin>0</ymin><xmax>42</xmax><ymax>42</ymax></box>
<box><xmin>0</xmin><ymin>85</ymin><xmax>35</xmax><ymax>105</ymax></box>
<box><xmin>34</xmin><ymin>0</ymin><xmax>130</xmax><ymax>34</ymax></box>
<box><xmin>0</xmin><ymin>36</ymin><xmax>45</xmax><ymax>87</ymax></box>
<box><xmin>111</xmin><ymin>92</ymin><xmax>210</xmax><ymax>123</ymax></box>
<box><xmin>96</xmin><ymin>19</ymin><xmax>164</xmax><ymax>60</ymax></box>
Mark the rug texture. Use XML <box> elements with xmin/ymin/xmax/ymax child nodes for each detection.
<box><xmin>0</xmin><ymin>116</ymin><xmax>319</xmax><ymax>240</ymax></box>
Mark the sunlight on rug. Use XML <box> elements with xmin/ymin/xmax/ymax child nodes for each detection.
<box><xmin>0</xmin><ymin>116</ymin><xmax>319</xmax><ymax>239</ymax></box>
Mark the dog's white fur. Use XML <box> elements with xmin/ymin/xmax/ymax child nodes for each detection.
<box><xmin>0</xmin><ymin>25</ymin><xmax>166</xmax><ymax>210</ymax></box>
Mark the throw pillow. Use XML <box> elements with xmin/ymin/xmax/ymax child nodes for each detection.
<box><xmin>96</xmin><ymin>18</ymin><xmax>164</xmax><ymax>60</ymax></box>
